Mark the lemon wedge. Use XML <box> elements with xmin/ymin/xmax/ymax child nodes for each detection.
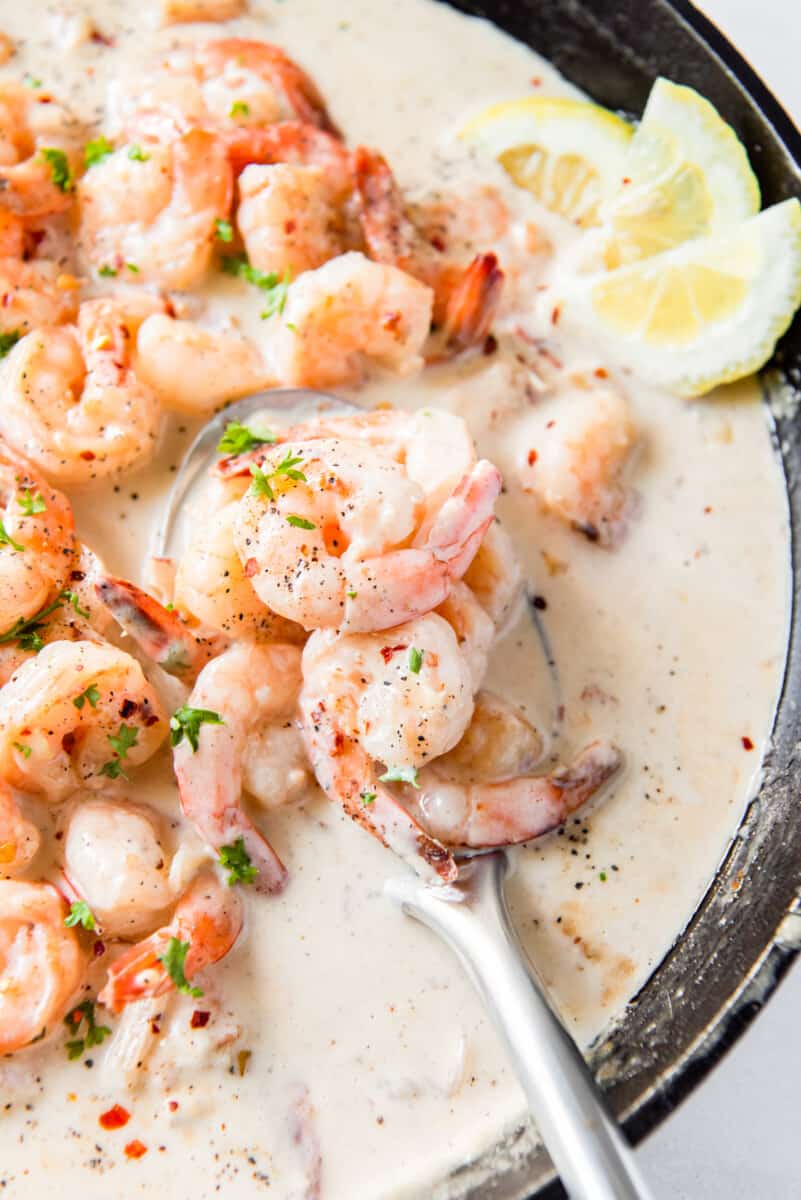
<box><xmin>601</xmin><ymin>78</ymin><xmax>761</xmax><ymax>268</ymax></box>
<box><xmin>557</xmin><ymin>198</ymin><xmax>801</xmax><ymax>396</ymax></box>
<box><xmin>459</xmin><ymin>96</ymin><xmax>632</xmax><ymax>226</ymax></box>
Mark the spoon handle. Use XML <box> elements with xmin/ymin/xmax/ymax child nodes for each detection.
<box><xmin>386</xmin><ymin>852</ymin><xmax>652</xmax><ymax>1200</ymax></box>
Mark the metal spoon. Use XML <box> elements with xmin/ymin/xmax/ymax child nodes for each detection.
<box><xmin>156</xmin><ymin>388</ymin><xmax>652</xmax><ymax>1200</ymax></box>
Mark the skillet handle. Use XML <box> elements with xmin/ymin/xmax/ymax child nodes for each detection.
<box><xmin>385</xmin><ymin>852</ymin><xmax>652</xmax><ymax>1200</ymax></box>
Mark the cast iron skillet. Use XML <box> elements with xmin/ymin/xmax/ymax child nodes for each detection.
<box><xmin>437</xmin><ymin>2</ymin><xmax>801</xmax><ymax>1197</ymax></box>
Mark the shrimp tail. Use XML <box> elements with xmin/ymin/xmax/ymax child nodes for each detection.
<box><xmin>98</xmin><ymin>928</ymin><xmax>174</xmax><ymax>1014</ymax></box>
<box><xmin>441</xmin><ymin>253</ymin><xmax>504</xmax><ymax>352</ymax></box>
<box><xmin>352</xmin><ymin>146</ymin><xmax>419</xmax><ymax>273</ymax></box>
<box><xmin>420</xmin><ymin>459</ymin><xmax>503</xmax><ymax>572</ymax></box>
<box><xmin>95</xmin><ymin>574</ymin><xmax>224</xmax><ymax>679</ymax></box>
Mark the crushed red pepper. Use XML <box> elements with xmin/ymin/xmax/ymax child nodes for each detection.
<box><xmin>99</xmin><ymin>1104</ymin><xmax>130</xmax><ymax>1130</ymax></box>
<box><xmin>124</xmin><ymin>1139</ymin><xmax>147</xmax><ymax>1159</ymax></box>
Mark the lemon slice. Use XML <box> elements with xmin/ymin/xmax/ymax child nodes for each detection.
<box><xmin>459</xmin><ymin>96</ymin><xmax>632</xmax><ymax>226</ymax></box>
<box><xmin>557</xmin><ymin>198</ymin><xmax>801</xmax><ymax>396</ymax></box>
<box><xmin>601</xmin><ymin>78</ymin><xmax>761</xmax><ymax>268</ymax></box>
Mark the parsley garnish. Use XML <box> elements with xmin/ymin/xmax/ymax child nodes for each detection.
<box><xmin>286</xmin><ymin>515</ymin><xmax>316</xmax><ymax>530</ymax></box>
<box><xmin>99</xmin><ymin>723</ymin><xmax>139</xmax><ymax>779</ymax></box>
<box><xmin>17</xmin><ymin>489</ymin><xmax>46</xmax><ymax>515</ymax></box>
<box><xmin>221</xmin><ymin>255</ymin><xmax>291</xmax><ymax>317</ymax></box>
<box><xmin>214</xmin><ymin>218</ymin><xmax>233</xmax><ymax>243</ymax></box>
<box><xmin>408</xmin><ymin>647</ymin><xmax>424</xmax><ymax>674</ymax></box>
<box><xmin>169</xmin><ymin>705</ymin><xmax>223</xmax><ymax>753</ymax></box>
<box><xmin>360</xmin><ymin>792</ymin><xmax>376</xmax><ymax>806</ymax></box>
<box><xmin>73</xmin><ymin>683</ymin><xmax>100</xmax><ymax>711</ymax></box>
<box><xmin>159</xmin><ymin>937</ymin><xmax>203</xmax><ymax>998</ymax></box>
<box><xmin>346</xmin><ymin>590</ymin><xmax>357</xmax><ymax>599</ymax></box>
<box><xmin>216</xmin><ymin>420</ymin><xmax>276</xmax><ymax>456</ymax></box>
<box><xmin>0</xmin><ymin>329</ymin><xmax>21</xmax><ymax>358</ymax></box>
<box><xmin>0</xmin><ymin>520</ymin><xmax>24</xmax><ymax>552</ymax></box>
<box><xmin>125</xmin><ymin>262</ymin><xmax>140</xmax><ymax>273</ymax></box>
<box><xmin>229</xmin><ymin>101</ymin><xmax>250</xmax><ymax>118</ymax></box>
<box><xmin>64</xmin><ymin>899</ymin><xmax>96</xmax><ymax>931</ymax></box>
<box><xmin>64</xmin><ymin>1000</ymin><xmax>111</xmax><ymax>1060</ymax></box>
<box><xmin>64</xmin><ymin>589</ymin><xmax>90</xmax><ymax>619</ymax></box>
<box><xmin>247</xmin><ymin>451</ymin><xmax>306</xmax><ymax>500</ymax></box>
<box><xmin>40</xmin><ymin>147</ymin><xmax>72</xmax><ymax>193</ymax></box>
<box><xmin>84</xmin><ymin>136</ymin><xmax>114</xmax><ymax>168</ymax></box>
<box><xmin>0</xmin><ymin>593</ymin><xmax>64</xmax><ymax>652</ymax></box>
<box><xmin>219</xmin><ymin>838</ymin><xmax>257</xmax><ymax>886</ymax></box>
<box><xmin>127</xmin><ymin>143</ymin><xmax>149</xmax><ymax>162</ymax></box>
<box><xmin>98</xmin><ymin>264</ymin><xmax>117</xmax><ymax>278</ymax></box>
<box><xmin>379</xmin><ymin>765</ymin><xmax>420</xmax><ymax>789</ymax></box>
<box><xmin>12</xmin><ymin>742</ymin><xmax>31</xmax><ymax>758</ymax></box>
<box><xmin>24</xmin><ymin>74</ymin><xmax>42</xmax><ymax>89</ymax></box>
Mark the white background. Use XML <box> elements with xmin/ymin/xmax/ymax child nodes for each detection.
<box><xmin>636</xmin><ymin>2</ymin><xmax>800</xmax><ymax>1196</ymax></box>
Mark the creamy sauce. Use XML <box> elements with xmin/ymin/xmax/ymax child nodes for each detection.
<box><xmin>0</xmin><ymin>2</ymin><xmax>791</xmax><ymax>1198</ymax></box>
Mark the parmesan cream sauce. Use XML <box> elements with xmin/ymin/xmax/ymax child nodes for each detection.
<box><xmin>0</xmin><ymin>2</ymin><xmax>790</xmax><ymax>1198</ymax></box>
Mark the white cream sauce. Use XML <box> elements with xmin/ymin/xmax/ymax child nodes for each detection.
<box><xmin>0</xmin><ymin>2</ymin><xmax>790</xmax><ymax>1198</ymax></box>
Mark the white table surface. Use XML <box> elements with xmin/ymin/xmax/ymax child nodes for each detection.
<box><xmin>635</xmin><ymin>3</ymin><xmax>801</xmax><ymax>1197</ymax></box>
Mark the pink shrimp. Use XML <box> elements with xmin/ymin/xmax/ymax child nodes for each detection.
<box><xmin>0</xmin><ymin>779</ymin><xmax>40</xmax><ymax>876</ymax></box>
<box><xmin>98</xmin><ymin>870</ymin><xmax>243</xmax><ymax>1014</ymax></box>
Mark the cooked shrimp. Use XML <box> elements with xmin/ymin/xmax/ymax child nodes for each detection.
<box><xmin>63</xmin><ymin>798</ymin><xmax>173</xmax><ymax>938</ymax></box>
<box><xmin>224</xmin><ymin>121</ymin><xmax>354</xmax><ymax>203</ymax></box>
<box><xmin>0</xmin><ymin>256</ymin><xmax>78</xmax><ymax>334</ymax></box>
<box><xmin>462</xmin><ymin>520</ymin><xmax>522</xmax><ymax>631</ymax></box>
<box><xmin>0</xmin><ymin>296</ymin><xmax>164</xmax><ymax>485</ymax></box>
<box><xmin>237</xmin><ymin>163</ymin><xmax>344</xmax><ymax>277</ymax></box>
<box><xmin>0</xmin><ymin>439</ymin><xmax>76</xmax><ymax>636</ymax></box>
<box><xmin>175</xmin><ymin>501</ymin><xmax>307</xmax><ymax>644</ymax></box>
<box><xmin>173</xmin><ymin>642</ymin><xmax>304</xmax><ymax>893</ymax></box>
<box><xmin>111</xmin><ymin>39</ymin><xmax>338</xmax><ymax>143</ymax></box>
<box><xmin>353</xmin><ymin>147</ymin><xmax>504</xmax><ymax>344</ymax></box>
<box><xmin>0</xmin><ymin>639</ymin><xmax>167</xmax><ymax>802</ymax></box>
<box><xmin>77</xmin><ymin>130</ymin><xmax>232</xmax><ymax>289</ymax></box>
<box><xmin>0</xmin><ymin>779</ymin><xmax>40</xmax><ymax>875</ymax></box>
<box><xmin>0</xmin><ymin>879</ymin><xmax>86</xmax><ymax>1053</ymax></box>
<box><xmin>233</xmin><ymin>438</ymin><xmax>501</xmax><ymax>632</ymax></box>
<box><xmin>409</xmin><ymin>741</ymin><xmax>622</xmax><ymax>848</ymax></box>
<box><xmin>135</xmin><ymin>313</ymin><xmax>271</xmax><ymax>414</ymax></box>
<box><xmin>434</xmin><ymin>690</ymin><xmax>544</xmax><ymax>783</ymax></box>
<box><xmin>98</xmin><ymin>869</ymin><xmax>243</xmax><ymax>1013</ymax></box>
<box><xmin>435</xmin><ymin>582</ymin><xmax>495</xmax><ymax>692</ymax></box>
<box><xmin>266</xmin><ymin>252</ymin><xmax>433</xmax><ymax>388</ymax></box>
<box><xmin>518</xmin><ymin>375</ymin><xmax>638</xmax><ymax>546</ymax></box>
<box><xmin>0</xmin><ymin>82</ymin><xmax>81</xmax><ymax>219</ymax></box>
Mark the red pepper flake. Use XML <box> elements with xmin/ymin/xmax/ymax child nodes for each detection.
<box><xmin>243</xmin><ymin>556</ymin><xmax>258</xmax><ymax>579</ymax></box>
<box><xmin>168</xmin><ymin>1100</ymin><xmax>179</xmax><ymax>1113</ymax></box>
<box><xmin>124</xmin><ymin>1139</ymin><xmax>147</xmax><ymax>1159</ymax></box>
<box><xmin>550</xmin><ymin>304</ymin><xmax>561</xmax><ymax>326</ymax></box>
<box><xmin>380</xmin><ymin>644</ymin><xmax>407</xmax><ymax>664</ymax></box>
<box><xmin>741</xmin><ymin>736</ymin><xmax>755</xmax><ymax>751</ymax></box>
<box><xmin>90</xmin><ymin>29</ymin><xmax>115</xmax><ymax>46</ymax></box>
<box><xmin>93</xmin><ymin>939</ymin><xmax>106</xmax><ymax>957</ymax></box>
<box><xmin>622</xmin><ymin>176</ymin><xmax>631</xmax><ymax>185</ymax></box>
<box><xmin>430</xmin><ymin>234</ymin><xmax>446</xmax><ymax>252</ymax></box>
<box><xmin>594</xmin><ymin>366</ymin><xmax>609</xmax><ymax>379</ymax></box>
<box><xmin>190</xmin><ymin>1010</ymin><xmax>210</xmax><ymax>1029</ymax></box>
<box><xmin>80</xmin><ymin>450</ymin><xmax>96</xmax><ymax>462</ymax></box>
<box><xmin>527</xmin><ymin>449</ymin><xmax>538</xmax><ymax>467</ymax></box>
<box><xmin>545</xmin><ymin>419</ymin><xmax>556</xmax><ymax>429</ymax></box>
<box><xmin>99</xmin><ymin>1104</ymin><xmax>130</xmax><ymax>1130</ymax></box>
<box><xmin>704</xmin><ymin>505</ymin><xmax>713</xmax><ymax>514</ymax></box>
<box><xmin>530</xmin><ymin>76</ymin><xmax>542</xmax><ymax>86</ymax></box>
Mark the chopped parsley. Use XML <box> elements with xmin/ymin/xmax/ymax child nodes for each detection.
<box><xmin>23</xmin><ymin>74</ymin><xmax>42</xmax><ymax>89</ymax></box>
<box><xmin>247</xmin><ymin>450</ymin><xmax>306</xmax><ymax>500</ymax></box>
<box><xmin>64</xmin><ymin>1000</ymin><xmax>111</xmax><ymax>1060</ymax></box>
<box><xmin>99</xmin><ymin>723</ymin><xmax>139</xmax><ymax>780</ymax></box>
<box><xmin>221</xmin><ymin>255</ymin><xmax>291</xmax><ymax>318</ymax></box>
<box><xmin>219</xmin><ymin>838</ymin><xmax>258</xmax><ymax>886</ymax></box>
<box><xmin>125</xmin><ymin>262</ymin><xmax>140</xmax><ymax>274</ymax></box>
<box><xmin>98</xmin><ymin>264</ymin><xmax>117</xmax><ymax>278</ymax></box>
<box><xmin>360</xmin><ymin>792</ymin><xmax>376</xmax><ymax>806</ymax></box>
<box><xmin>63</xmin><ymin>589</ymin><xmax>90</xmax><ymax>619</ymax></box>
<box><xmin>346</xmin><ymin>590</ymin><xmax>357</xmax><ymax>599</ymax></box>
<box><xmin>408</xmin><ymin>647</ymin><xmax>424</xmax><ymax>674</ymax></box>
<box><xmin>39</xmin><ymin>147</ymin><xmax>72</xmax><ymax>193</ymax></box>
<box><xmin>64</xmin><ymin>899</ymin><xmax>96</xmax><ymax>931</ymax></box>
<box><xmin>0</xmin><ymin>329</ymin><xmax>21</xmax><ymax>358</ymax></box>
<box><xmin>0</xmin><ymin>520</ymin><xmax>24</xmax><ymax>552</ymax></box>
<box><xmin>214</xmin><ymin>218</ymin><xmax>234</xmax><ymax>243</ymax></box>
<box><xmin>159</xmin><ymin>937</ymin><xmax>203</xmax><ymax>998</ymax></box>
<box><xmin>170</xmin><ymin>705</ymin><xmax>224</xmax><ymax>753</ymax></box>
<box><xmin>12</xmin><ymin>742</ymin><xmax>31</xmax><ymax>759</ymax></box>
<box><xmin>127</xmin><ymin>143</ymin><xmax>149</xmax><ymax>162</ymax></box>
<box><xmin>73</xmin><ymin>683</ymin><xmax>100</xmax><ymax>711</ymax></box>
<box><xmin>379</xmin><ymin>765</ymin><xmax>420</xmax><ymax>789</ymax></box>
<box><xmin>216</xmin><ymin>420</ymin><xmax>276</xmax><ymax>456</ymax></box>
<box><xmin>17</xmin><ymin>489</ymin><xmax>46</xmax><ymax>516</ymax></box>
<box><xmin>286</xmin><ymin>515</ymin><xmax>316</xmax><ymax>530</ymax></box>
<box><xmin>0</xmin><ymin>593</ymin><xmax>65</xmax><ymax>652</ymax></box>
<box><xmin>229</xmin><ymin>100</ymin><xmax>250</xmax><ymax>118</ymax></box>
<box><xmin>84</xmin><ymin>135</ymin><xmax>114</xmax><ymax>168</ymax></box>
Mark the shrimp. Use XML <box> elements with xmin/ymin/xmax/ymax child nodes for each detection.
<box><xmin>518</xmin><ymin>375</ymin><xmax>638</xmax><ymax>546</ymax></box>
<box><xmin>224</xmin><ymin>121</ymin><xmax>354</xmax><ymax>204</ymax></box>
<box><xmin>0</xmin><ymin>779</ymin><xmax>40</xmax><ymax>876</ymax></box>
<box><xmin>462</xmin><ymin>520</ymin><xmax>522</xmax><ymax>631</ymax></box>
<box><xmin>77</xmin><ymin>130</ymin><xmax>232</xmax><ymax>289</ymax></box>
<box><xmin>0</xmin><ymin>439</ymin><xmax>77</xmax><ymax>637</ymax></box>
<box><xmin>135</xmin><ymin>313</ymin><xmax>271</xmax><ymax>415</ymax></box>
<box><xmin>435</xmin><ymin>582</ymin><xmax>495</xmax><ymax>692</ymax></box>
<box><xmin>0</xmin><ymin>296</ymin><xmax>164</xmax><ymax>485</ymax></box>
<box><xmin>110</xmin><ymin>39</ymin><xmax>338</xmax><ymax>143</ymax></box>
<box><xmin>353</xmin><ymin>147</ymin><xmax>504</xmax><ymax>345</ymax></box>
<box><xmin>408</xmin><ymin>741</ymin><xmax>622</xmax><ymax>848</ymax></box>
<box><xmin>173</xmin><ymin>642</ymin><xmax>305</xmax><ymax>894</ymax></box>
<box><xmin>98</xmin><ymin>870</ymin><xmax>243</xmax><ymax>1013</ymax></box>
<box><xmin>0</xmin><ymin>81</ymin><xmax>82</xmax><ymax>219</ymax></box>
<box><xmin>63</xmin><ymin>798</ymin><xmax>173</xmax><ymax>938</ymax></box>
<box><xmin>175</xmin><ymin>501</ymin><xmax>307</xmax><ymax>644</ymax></box>
<box><xmin>0</xmin><ymin>879</ymin><xmax>86</xmax><ymax>1053</ymax></box>
<box><xmin>0</xmin><ymin>639</ymin><xmax>167</xmax><ymax>802</ymax></box>
<box><xmin>266</xmin><ymin>252</ymin><xmax>433</xmax><ymax>389</ymax></box>
<box><xmin>0</xmin><ymin>256</ymin><xmax>78</xmax><ymax>335</ymax></box>
<box><xmin>434</xmin><ymin>690</ymin><xmax>544</xmax><ymax>783</ymax></box>
<box><xmin>236</xmin><ymin>163</ymin><xmax>344</xmax><ymax>277</ymax></box>
<box><xmin>233</xmin><ymin>437</ymin><xmax>501</xmax><ymax>632</ymax></box>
